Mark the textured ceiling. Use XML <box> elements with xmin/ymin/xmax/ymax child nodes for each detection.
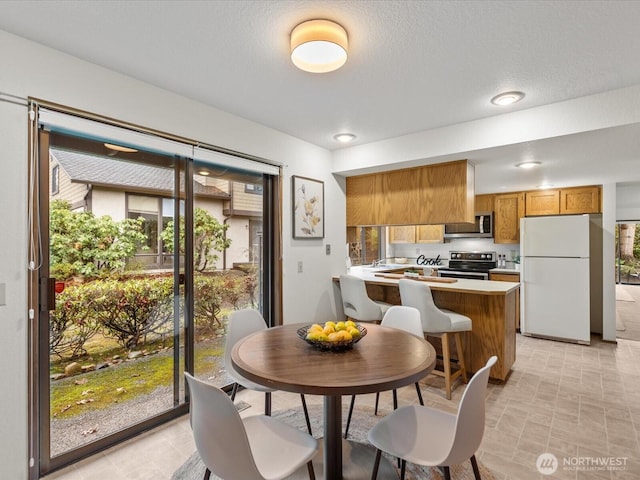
<box><xmin>1</xmin><ymin>0</ymin><xmax>640</xmax><ymax>193</ymax></box>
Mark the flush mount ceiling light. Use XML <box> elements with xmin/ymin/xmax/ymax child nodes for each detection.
<box><xmin>515</xmin><ymin>161</ymin><xmax>541</xmax><ymax>169</ymax></box>
<box><xmin>334</xmin><ymin>133</ymin><xmax>356</xmax><ymax>143</ymax></box>
<box><xmin>197</xmin><ymin>170</ymin><xmax>210</xmax><ymax>176</ymax></box>
<box><xmin>104</xmin><ymin>142</ymin><xmax>138</xmax><ymax>153</ymax></box>
<box><xmin>290</xmin><ymin>19</ymin><xmax>348</xmax><ymax>73</ymax></box>
<box><xmin>490</xmin><ymin>91</ymin><xmax>525</xmax><ymax>106</ymax></box>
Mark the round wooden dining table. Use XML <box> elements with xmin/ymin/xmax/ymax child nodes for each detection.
<box><xmin>231</xmin><ymin>322</ymin><xmax>436</xmax><ymax>480</ymax></box>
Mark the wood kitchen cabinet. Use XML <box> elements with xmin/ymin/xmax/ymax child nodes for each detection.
<box><xmin>474</xmin><ymin>194</ymin><xmax>495</xmax><ymax>213</ymax></box>
<box><xmin>560</xmin><ymin>186</ymin><xmax>601</xmax><ymax>214</ymax></box>
<box><xmin>525</xmin><ymin>189</ymin><xmax>560</xmax><ymax>216</ymax></box>
<box><xmin>525</xmin><ymin>186</ymin><xmax>601</xmax><ymax>216</ymax></box>
<box><xmin>388</xmin><ymin>225</ymin><xmax>416</xmax><ymax>243</ymax></box>
<box><xmin>346</xmin><ymin>160</ymin><xmax>475</xmax><ymax>226</ymax></box>
<box><xmin>494</xmin><ymin>192</ymin><xmax>525</xmax><ymax>244</ymax></box>
<box><xmin>416</xmin><ymin>224</ymin><xmax>444</xmax><ymax>243</ymax></box>
<box><xmin>490</xmin><ymin>272</ymin><xmax>521</xmax><ymax>331</ymax></box>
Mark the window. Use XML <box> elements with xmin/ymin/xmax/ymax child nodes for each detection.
<box><xmin>51</xmin><ymin>164</ymin><xmax>59</xmax><ymax>195</ymax></box>
<box><xmin>245</xmin><ymin>183</ymin><xmax>263</xmax><ymax>194</ymax></box>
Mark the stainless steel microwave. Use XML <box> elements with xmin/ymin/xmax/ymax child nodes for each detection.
<box><xmin>444</xmin><ymin>211</ymin><xmax>494</xmax><ymax>238</ymax></box>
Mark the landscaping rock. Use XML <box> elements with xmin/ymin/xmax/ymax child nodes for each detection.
<box><xmin>96</xmin><ymin>363</ymin><xmax>109</xmax><ymax>370</ymax></box>
<box><xmin>128</xmin><ymin>351</ymin><xmax>143</xmax><ymax>359</ymax></box>
<box><xmin>51</xmin><ymin>373</ymin><xmax>66</xmax><ymax>381</ymax></box>
<box><xmin>81</xmin><ymin>364</ymin><xmax>95</xmax><ymax>372</ymax></box>
<box><xmin>64</xmin><ymin>362</ymin><xmax>82</xmax><ymax>376</ymax></box>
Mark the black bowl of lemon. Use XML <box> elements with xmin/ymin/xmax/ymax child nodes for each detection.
<box><xmin>297</xmin><ymin>320</ymin><xmax>367</xmax><ymax>351</ymax></box>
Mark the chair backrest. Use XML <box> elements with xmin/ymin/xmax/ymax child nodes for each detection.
<box><xmin>224</xmin><ymin>309</ymin><xmax>267</xmax><ymax>377</ymax></box>
<box><xmin>444</xmin><ymin>356</ymin><xmax>498</xmax><ymax>465</ymax></box>
<box><xmin>184</xmin><ymin>372</ymin><xmax>264</xmax><ymax>479</ymax></box>
<box><xmin>339</xmin><ymin>274</ymin><xmax>384</xmax><ymax>321</ymax></box>
<box><xmin>398</xmin><ymin>279</ymin><xmax>451</xmax><ymax>333</ymax></box>
<box><xmin>380</xmin><ymin>305</ymin><xmax>423</xmax><ymax>337</ymax></box>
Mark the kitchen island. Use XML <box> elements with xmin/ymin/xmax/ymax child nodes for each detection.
<box><xmin>334</xmin><ymin>266</ymin><xmax>519</xmax><ymax>381</ymax></box>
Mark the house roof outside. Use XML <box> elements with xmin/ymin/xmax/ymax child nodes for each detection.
<box><xmin>51</xmin><ymin>148</ymin><xmax>230</xmax><ymax>199</ymax></box>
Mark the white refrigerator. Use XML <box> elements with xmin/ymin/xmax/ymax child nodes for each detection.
<box><xmin>520</xmin><ymin>214</ymin><xmax>602</xmax><ymax>344</ymax></box>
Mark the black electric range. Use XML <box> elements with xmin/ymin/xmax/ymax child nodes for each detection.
<box><xmin>437</xmin><ymin>251</ymin><xmax>497</xmax><ymax>280</ymax></box>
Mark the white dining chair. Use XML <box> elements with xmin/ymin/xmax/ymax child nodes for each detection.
<box><xmin>399</xmin><ymin>279</ymin><xmax>471</xmax><ymax>399</ymax></box>
<box><xmin>185</xmin><ymin>372</ymin><xmax>318</xmax><ymax>480</ymax></box>
<box><xmin>368</xmin><ymin>356</ymin><xmax>498</xmax><ymax>480</ymax></box>
<box><xmin>344</xmin><ymin>306</ymin><xmax>425</xmax><ymax>439</ymax></box>
<box><xmin>339</xmin><ymin>274</ymin><xmax>391</xmax><ymax>322</ymax></box>
<box><xmin>225</xmin><ymin>309</ymin><xmax>312</xmax><ymax>434</ymax></box>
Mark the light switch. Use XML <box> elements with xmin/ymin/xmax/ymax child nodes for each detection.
<box><xmin>0</xmin><ymin>283</ymin><xmax>5</xmax><ymax>306</ymax></box>
<box><xmin>297</xmin><ymin>261</ymin><xmax>303</xmax><ymax>273</ymax></box>
<box><xmin>326</xmin><ymin>244</ymin><xmax>331</xmax><ymax>255</ymax></box>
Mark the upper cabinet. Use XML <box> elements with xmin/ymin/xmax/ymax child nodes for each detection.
<box><xmin>525</xmin><ymin>186</ymin><xmax>601</xmax><ymax>216</ymax></box>
<box><xmin>388</xmin><ymin>225</ymin><xmax>416</xmax><ymax>243</ymax></box>
<box><xmin>474</xmin><ymin>194</ymin><xmax>495</xmax><ymax>213</ymax></box>
<box><xmin>494</xmin><ymin>192</ymin><xmax>525</xmax><ymax>244</ymax></box>
<box><xmin>525</xmin><ymin>190</ymin><xmax>560</xmax><ymax>216</ymax></box>
<box><xmin>416</xmin><ymin>225</ymin><xmax>445</xmax><ymax>244</ymax></box>
<box><xmin>560</xmin><ymin>186</ymin><xmax>601</xmax><ymax>214</ymax></box>
<box><xmin>346</xmin><ymin>160</ymin><xmax>475</xmax><ymax>226</ymax></box>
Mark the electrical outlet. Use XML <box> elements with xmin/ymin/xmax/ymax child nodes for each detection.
<box><xmin>326</xmin><ymin>244</ymin><xmax>331</xmax><ymax>255</ymax></box>
<box><xmin>297</xmin><ymin>261</ymin><xmax>303</xmax><ymax>273</ymax></box>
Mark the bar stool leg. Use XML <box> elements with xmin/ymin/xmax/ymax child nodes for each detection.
<box><xmin>442</xmin><ymin>333</ymin><xmax>453</xmax><ymax>400</ymax></box>
<box><xmin>454</xmin><ymin>332</ymin><xmax>469</xmax><ymax>383</ymax></box>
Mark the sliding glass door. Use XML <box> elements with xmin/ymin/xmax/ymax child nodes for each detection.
<box><xmin>32</xmin><ymin>108</ymin><xmax>278</xmax><ymax>477</ymax></box>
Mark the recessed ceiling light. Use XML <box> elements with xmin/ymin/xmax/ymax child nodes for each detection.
<box><xmin>197</xmin><ymin>170</ymin><xmax>210</xmax><ymax>176</ymax></box>
<box><xmin>515</xmin><ymin>161</ymin><xmax>541</xmax><ymax>169</ymax></box>
<box><xmin>334</xmin><ymin>133</ymin><xmax>356</xmax><ymax>143</ymax></box>
<box><xmin>490</xmin><ymin>91</ymin><xmax>525</xmax><ymax>106</ymax></box>
<box><xmin>290</xmin><ymin>19</ymin><xmax>348</xmax><ymax>73</ymax></box>
<box><xmin>104</xmin><ymin>143</ymin><xmax>138</xmax><ymax>153</ymax></box>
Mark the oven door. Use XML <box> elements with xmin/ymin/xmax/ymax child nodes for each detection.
<box><xmin>438</xmin><ymin>269</ymin><xmax>489</xmax><ymax>280</ymax></box>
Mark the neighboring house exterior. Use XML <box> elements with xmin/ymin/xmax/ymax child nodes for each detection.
<box><xmin>50</xmin><ymin>147</ymin><xmax>262</xmax><ymax>270</ymax></box>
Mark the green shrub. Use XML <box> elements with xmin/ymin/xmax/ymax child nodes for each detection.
<box><xmin>50</xmin><ymin>284</ymin><xmax>101</xmax><ymax>358</ymax></box>
<box><xmin>91</xmin><ymin>277</ymin><xmax>174</xmax><ymax>350</ymax></box>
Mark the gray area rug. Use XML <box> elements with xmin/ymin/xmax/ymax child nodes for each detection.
<box><xmin>172</xmin><ymin>403</ymin><xmax>496</xmax><ymax>480</ymax></box>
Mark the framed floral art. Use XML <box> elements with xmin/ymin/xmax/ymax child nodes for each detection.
<box><xmin>292</xmin><ymin>175</ymin><xmax>324</xmax><ymax>239</ymax></box>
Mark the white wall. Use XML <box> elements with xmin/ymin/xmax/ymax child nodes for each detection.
<box><xmin>0</xmin><ymin>29</ymin><xmax>342</xmax><ymax>479</ymax></box>
<box><xmin>617</xmin><ymin>183</ymin><xmax>640</xmax><ymax>221</ymax></box>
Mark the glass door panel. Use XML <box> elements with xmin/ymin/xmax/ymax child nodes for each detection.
<box><xmin>43</xmin><ymin>131</ymin><xmax>186</xmax><ymax>466</ymax></box>
<box><xmin>191</xmin><ymin>163</ymin><xmax>264</xmax><ymax>385</ymax></box>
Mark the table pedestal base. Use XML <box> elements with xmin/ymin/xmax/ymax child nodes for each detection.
<box><xmin>285</xmin><ymin>438</ymin><xmax>397</xmax><ymax>480</ymax></box>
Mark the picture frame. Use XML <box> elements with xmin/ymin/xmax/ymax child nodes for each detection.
<box><xmin>292</xmin><ymin>175</ymin><xmax>324</xmax><ymax>239</ymax></box>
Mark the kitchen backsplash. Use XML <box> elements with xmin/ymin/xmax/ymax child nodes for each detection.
<box><xmin>388</xmin><ymin>238</ymin><xmax>520</xmax><ymax>267</ymax></box>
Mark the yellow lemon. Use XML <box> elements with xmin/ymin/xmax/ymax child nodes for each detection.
<box><xmin>324</xmin><ymin>321</ymin><xmax>336</xmax><ymax>329</ymax></box>
<box><xmin>335</xmin><ymin>321</ymin><xmax>346</xmax><ymax>331</ymax></box>
<box><xmin>308</xmin><ymin>324</ymin><xmax>323</xmax><ymax>334</ymax></box>
<box><xmin>327</xmin><ymin>331</ymin><xmax>342</xmax><ymax>342</ymax></box>
<box><xmin>306</xmin><ymin>332</ymin><xmax>323</xmax><ymax>341</ymax></box>
<box><xmin>323</xmin><ymin>325</ymin><xmax>335</xmax><ymax>335</ymax></box>
<box><xmin>345</xmin><ymin>320</ymin><xmax>357</xmax><ymax>328</ymax></box>
<box><xmin>347</xmin><ymin>326</ymin><xmax>360</xmax><ymax>337</ymax></box>
<box><xmin>339</xmin><ymin>330</ymin><xmax>353</xmax><ymax>341</ymax></box>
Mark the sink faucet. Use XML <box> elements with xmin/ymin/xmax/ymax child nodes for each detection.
<box><xmin>372</xmin><ymin>259</ymin><xmax>385</xmax><ymax>267</ymax></box>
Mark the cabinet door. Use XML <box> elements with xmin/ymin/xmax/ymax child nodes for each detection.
<box><xmin>416</xmin><ymin>225</ymin><xmax>444</xmax><ymax>244</ymax></box>
<box><xmin>388</xmin><ymin>225</ymin><xmax>416</xmax><ymax>243</ymax></box>
<box><xmin>525</xmin><ymin>190</ymin><xmax>560</xmax><ymax>216</ymax></box>
<box><xmin>494</xmin><ymin>192</ymin><xmax>525</xmax><ymax>244</ymax></box>
<box><xmin>560</xmin><ymin>186</ymin><xmax>600</xmax><ymax>214</ymax></box>
<box><xmin>475</xmin><ymin>194</ymin><xmax>495</xmax><ymax>213</ymax></box>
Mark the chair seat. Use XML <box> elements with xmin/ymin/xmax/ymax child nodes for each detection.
<box><xmin>432</xmin><ymin>309</ymin><xmax>472</xmax><ymax>333</ymax></box>
<box><xmin>245</xmin><ymin>415</ymin><xmax>318</xmax><ymax>480</ymax></box>
<box><xmin>368</xmin><ymin>405</ymin><xmax>456</xmax><ymax>467</ymax></box>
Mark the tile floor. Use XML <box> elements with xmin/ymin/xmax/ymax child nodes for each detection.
<box><xmin>43</xmin><ymin>334</ymin><xmax>640</xmax><ymax>480</ymax></box>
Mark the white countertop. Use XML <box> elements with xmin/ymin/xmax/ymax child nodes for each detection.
<box><xmin>490</xmin><ymin>268</ymin><xmax>521</xmax><ymax>274</ymax></box>
<box><xmin>343</xmin><ymin>266</ymin><xmax>519</xmax><ymax>295</ymax></box>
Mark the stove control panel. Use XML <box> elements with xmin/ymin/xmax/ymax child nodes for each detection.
<box><xmin>449</xmin><ymin>251</ymin><xmax>496</xmax><ymax>262</ymax></box>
